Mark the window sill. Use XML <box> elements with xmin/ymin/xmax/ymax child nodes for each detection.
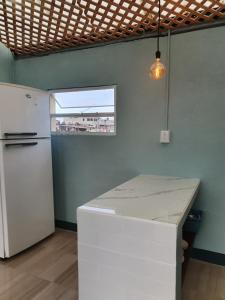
<box><xmin>51</xmin><ymin>132</ymin><xmax>117</xmax><ymax>136</ymax></box>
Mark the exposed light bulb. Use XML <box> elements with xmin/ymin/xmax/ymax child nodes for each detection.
<box><xmin>149</xmin><ymin>50</ymin><xmax>166</xmax><ymax>80</ymax></box>
<box><xmin>150</xmin><ymin>57</ymin><xmax>166</xmax><ymax>80</ymax></box>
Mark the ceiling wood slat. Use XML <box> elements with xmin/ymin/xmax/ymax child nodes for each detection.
<box><xmin>0</xmin><ymin>0</ymin><xmax>224</xmax><ymax>56</ymax></box>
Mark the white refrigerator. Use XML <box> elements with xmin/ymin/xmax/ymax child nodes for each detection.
<box><xmin>0</xmin><ymin>83</ymin><xmax>55</xmax><ymax>258</ymax></box>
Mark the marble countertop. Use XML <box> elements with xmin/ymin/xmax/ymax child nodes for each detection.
<box><xmin>79</xmin><ymin>175</ymin><xmax>200</xmax><ymax>225</ymax></box>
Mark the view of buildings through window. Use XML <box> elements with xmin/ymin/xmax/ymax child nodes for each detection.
<box><xmin>50</xmin><ymin>86</ymin><xmax>116</xmax><ymax>134</ymax></box>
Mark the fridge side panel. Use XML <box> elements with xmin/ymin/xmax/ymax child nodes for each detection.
<box><xmin>0</xmin><ymin>85</ymin><xmax>51</xmax><ymax>138</ymax></box>
<box><xmin>1</xmin><ymin>139</ymin><xmax>55</xmax><ymax>257</ymax></box>
<box><xmin>0</xmin><ymin>185</ymin><xmax>5</xmax><ymax>257</ymax></box>
<box><xmin>0</xmin><ymin>142</ymin><xmax>8</xmax><ymax>258</ymax></box>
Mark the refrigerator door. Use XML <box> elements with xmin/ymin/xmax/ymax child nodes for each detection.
<box><xmin>0</xmin><ymin>138</ymin><xmax>55</xmax><ymax>257</ymax></box>
<box><xmin>0</xmin><ymin>191</ymin><xmax>5</xmax><ymax>257</ymax></box>
<box><xmin>0</xmin><ymin>84</ymin><xmax>50</xmax><ymax>139</ymax></box>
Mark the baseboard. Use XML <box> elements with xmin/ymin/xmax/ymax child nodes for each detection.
<box><xmin>191</xmin><ymin>248</ymin><xmax>225</xmax><ymax>266</ymax></box>
<box><xmin>55</xmin><ymin>220</ymin><xmax>77</xmax><ymax>232</ymax></box>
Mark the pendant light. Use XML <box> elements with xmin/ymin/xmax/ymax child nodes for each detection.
<box><xmin>149</xmin><ymin>0</ymin><xmax>166</xmax><ymax>80</ymax></box>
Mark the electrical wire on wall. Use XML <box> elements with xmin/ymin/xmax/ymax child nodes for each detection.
<box><xmin>160</xmin><ymin>29</ymin><xmax>171</xmax><ymax>144</ymax></box>
<box><xmin>165</xmin><ymin>30</ymin><xmax>171</xmax><ymax>131</ymax></box>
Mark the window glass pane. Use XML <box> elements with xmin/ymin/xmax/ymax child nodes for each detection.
<box><xmin>51</xmin><ymin>88</ymin><xmax>114</xmax><ymax>114</ymax></box>
<box><xmin>51</xmin><ymin>116</ymin><xmax>115</xmax><ymax>134</ymax></box>
<box><xmin>50</xmin><ymin>86</ymin><xmax>116</xmax><ymax>135</ymax></box>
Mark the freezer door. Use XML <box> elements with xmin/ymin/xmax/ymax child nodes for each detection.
<box><xmin>0</xmin><ymin>139</ymin><xmax>55</xmax><ymax>257</ymax></box>
<box><xmin>0</xmin><ymin>84</ymin><xmax>50</xmax><ymax>139</ymax></box>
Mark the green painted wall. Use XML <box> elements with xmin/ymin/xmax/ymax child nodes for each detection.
<box><xmin>15</xmin><ymin>27</ymin><xmax>225</xmax><ymax>254</ymax></box>
<box><xmin>0</xmin><ymin>42</ymin><xmax>14</xmax><ymax>82</ymax></box>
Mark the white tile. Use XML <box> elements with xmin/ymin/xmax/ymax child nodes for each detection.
<box><xmin>78</xmin><ymin>208</ymin><xmax>178</xmax><ymax>248</ymax></box>
<box><xmin>78</xmin><ymin>245</ymin><xmax>176</xmax><ymax>285</ymax></box>
<box><xmin>77</xmin><ymin>208</ymin><xmax>123</xmax><ymax>245</ymax></box>
<box><xmin>78</xmin><ymin>259</ymin><xmax>100</xmax><ymax>281</ymax></box>
<box><xmin>79</xmin><ymin>262</ymin><xmax>175</xmax><ymax>300</ymax></box>
<box><xmin>126</xmin><ymin>290</ymin><xmax>159</xmax><ymax>300</ymax></box>
<box><xmin>122</xmin><ymin>217</ymin><xmax>177</xmax><ymax>247</ymax></box>
<box><xmin>79</xmin><ymin>277</ymin><xmax>126</xmax><ymax>300</ymax></box>
<box><xmin>77</xmin><ymin>210</ymin><xmax>177</xmax><ymax>264</ymax></box>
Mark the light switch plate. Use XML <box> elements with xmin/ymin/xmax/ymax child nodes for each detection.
<box><xmin>160</xmin><ymin>130</ymin><xmax>170</xmax><ymax>143</ymax></box>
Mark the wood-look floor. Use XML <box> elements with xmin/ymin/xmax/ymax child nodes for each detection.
<box><xmin>0</xmin><ymin>228</ymin><xmax>224</xmax><ymax>299</ymax></box>
<box><xmin>183</xmin><ymin>258</ymin><xmax>225</xmax><ymax>300</ymax></box>
<box><xmin>0</xmin><ymin>229</ymin><xmax>78</xmax><ymax>300</ymax></box>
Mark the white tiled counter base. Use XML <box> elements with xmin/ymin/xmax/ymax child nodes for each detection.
<box><xmin>77</xmin><ymin>175</ymin><xmax>200</xmax><ymax>300</ymax></box>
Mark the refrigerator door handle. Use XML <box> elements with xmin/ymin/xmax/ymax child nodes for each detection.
<box><xmin>4</xmin><ymin>132</ymin><xmax>38</xmax><ymax>137</ymax></box>
<box><xmin>5</xmin><ymin>142</ymin><xmax>38</xmax><ymax>148</ymax></box>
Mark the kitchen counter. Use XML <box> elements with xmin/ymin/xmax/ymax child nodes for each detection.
<box><xmin>79</xmin><ymin>175</ymin><xmax>200</xmax><ymax>225</ymax></box>
<box><xmin>77</xmin><ymin>175</ymin><xmax>200</xmax><ymax>300</ymax></box>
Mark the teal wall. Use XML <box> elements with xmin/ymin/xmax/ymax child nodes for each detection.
<box><xmin>0</xmin><ymin>42</ymin><xmax>14</xmax><ymax>83</ymax></box>
<box><xmin>15</xmin><ymin>26</ymin><xmax>225</xmax><ymax>254</ymax></box>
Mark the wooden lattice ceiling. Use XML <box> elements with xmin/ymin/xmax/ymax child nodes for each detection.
<box><xmin>0</xmin><ymin>0</ymin><xmax>224</xmax><ymax>57</ymax></box>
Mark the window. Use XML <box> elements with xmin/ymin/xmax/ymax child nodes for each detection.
<box><xmin>50</xmin><ymin>86</ymin><xmax>116</xmax><ymax>135</ymax></box>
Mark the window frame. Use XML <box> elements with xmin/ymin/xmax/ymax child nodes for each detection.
<box><xmin>49</xmin><ymin>85</ymin><xmax>117</xmax><ymax>136</ymax></box>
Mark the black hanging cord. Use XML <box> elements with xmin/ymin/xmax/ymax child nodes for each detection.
<box><xmin>156</xmin><ymin>0</ymin><xmax>161</xmax><ymax>59</ymax></box>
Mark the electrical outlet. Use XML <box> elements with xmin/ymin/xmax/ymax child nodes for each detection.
<box><xmin>160</xmin><ymin>130</ymin><xmax>170</xmax><ymax>144</ymax></box>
